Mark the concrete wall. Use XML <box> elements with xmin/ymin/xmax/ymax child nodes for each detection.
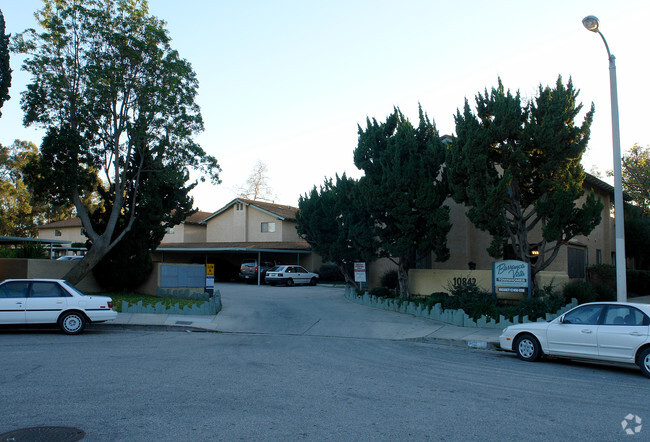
<box><xmin>0</xmin><ymin>258</ymin><xmax>102</xmax><ymax>293</ymax></box>
<box><xmin>408</xmin><ymin>268</ymin><xmax>571</xmax><ymax>298</ymax></box>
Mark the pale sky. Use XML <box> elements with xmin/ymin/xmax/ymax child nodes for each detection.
<box><xmin>1</xmin><ymin>0</ymin><xmax>649</xmax><ymax>213</ymax></box>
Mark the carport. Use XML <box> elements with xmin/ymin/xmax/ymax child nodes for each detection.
<box><xmin>0</xmin><ymin>236</ymin><xmax>72</xmax><ymax>259</ymax></box>
<box><xmin>153</xmin><ymin>241</ymin><xmax>315</xmax><ymax>285</ymax></box>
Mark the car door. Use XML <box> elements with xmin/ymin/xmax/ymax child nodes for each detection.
<box><xmin>25</xmin><ymin>281</ymin><xmax>69</xmax><ymax>324</ymax></box>
<box><xmin>546</xmin><ymin>304</ymin><xmax>604</xmax><ymax>358</ymax></box>
<box><xmin>0</xmin><ymin>281</ymin><xmax>28</xmax><ymax>324</ymax></box>
<box><xmin>295</xmin><ymin>266</ymin><xmax>310</xmax><ymax>284</ymax></box>
<box><xmin>597</xmin><ymin>305</ymin><xmax>650</xmax><ymax>362</ymax></box>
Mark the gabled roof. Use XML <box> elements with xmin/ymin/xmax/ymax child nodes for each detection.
<box><xmin>36</xmin><ymin>218</ymin><xmax>83</xmax><ymax>230</ymax></box>
<box><xmin>183</xmin><ymin>211</ymin><xmax>213</xmax><ymax>225</ymax></box>
<box><xmin>202</xmin><ymin>198</ymin><xmax>298</xmax><ymax>224</ymax></box>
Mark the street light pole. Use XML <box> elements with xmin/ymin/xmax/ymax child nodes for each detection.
<box><xmin>582</xmin><ymin>15</ymin><xmax>627</xmax><ymax>302</ymax></box>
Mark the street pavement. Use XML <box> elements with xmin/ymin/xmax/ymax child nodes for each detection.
<box><xmin>110</xmin><ymin>283</ymin><xmax>503</xmax><ymax>348</ymax></box>
<box><xmin>109</xmin><ymin>285</ymin><xmax>650</xmax><ymax>348</ymax></box>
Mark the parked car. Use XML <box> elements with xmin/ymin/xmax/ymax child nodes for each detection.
<box><xmin>265</xmin><ymin>265</ymin><xmax>319</xmax><ymax>286</ymax></box>
<box><xmin>500</xmin><ymin>302</ymin><xmax>650</xmax><ymax>377</ymax></box>
<box><xmin>0</xmin><ymin>279</ymin><xmax>117</xmax><ymax>335</ymax></box>
<box><xmin>239</xmin><ymin>259</ymin><xmax>277</xmax><ymax>283</ymax></box>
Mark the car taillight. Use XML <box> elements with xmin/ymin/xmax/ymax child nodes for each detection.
<box><xmin>278</xmin><ymin>273</ymin><xmax>283</xmax><ymax>277</ymax></box>
<box><xmin>255</xmin><ymin>266</ymin><xmax>259</xmax><ymax>273</ymax></box>
<box><xmin>108</xmin><ymin>301</ymin><xmax>114</xmax><ymax>309</ymax></box>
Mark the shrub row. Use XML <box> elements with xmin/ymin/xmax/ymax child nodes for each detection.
<box><xmin>369</xmin><ymin>278</ymin><xmax>618</xmax><ymax>323</ymax></box>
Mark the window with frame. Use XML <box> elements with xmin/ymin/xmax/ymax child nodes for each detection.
<box><xmin>603</xmin><ymin>306</ymin><xmax>649</xmax><ymax>326</ymax></box>
<box><xmin>29</xmin><ymin>282</ymin><xmax>67</xmax><ymax>298</ymax></box>
<box><xmin>54</xmin><ymin>230</ymin><xmax>62</xmax><ymax>237</ymax></box>
<box><xmin>261</xmin><ymin>222</ymin><xmax>276</xmax><ymax>233</ymax></box>
<box><xmin>0</xmin><ymin>282</ymin><xmax>30</xmax><ymax>298</ymax></box>
<box><xmin>563</xmin><ymin>304</ymin><xmax>603</xmax><ymax>325</ymax></box>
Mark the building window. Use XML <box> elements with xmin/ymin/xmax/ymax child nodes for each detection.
<box><xmin>54</xmin><ymin>230</ymin><xmax>62</xmax><ymax>237</ymax></box>
<box><xmin>596</xmin><ymin>249</ymin><xmax>602</xmax><ymax>265</ymax></box>
<box><xmin>567</xmin><ymin>247</ymin><xmax>586</xmax><ymax>279</ymax></box>
<box><xmin>261</xmin><ymin>222</ymin><xmax>276</xmax><ymax>233</ymax></box>
<box><xmin>235</xmin><ymin>203</ymin><xmax>244</xmax><ymax>211</ymax></box>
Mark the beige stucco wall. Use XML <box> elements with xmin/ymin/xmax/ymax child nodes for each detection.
<box><xmin>184</xmin><ymin>224</ymin><xmax>207</xmax><ymax>243</ymax></box>
<box><xmin>408</xmin><ymin>269</ymin><xmax>571</xmax><ymax>298</ymax></box>
<box><xmin>424</xmin><ymin>186</ymin><xmax>615</xmax><ymax>277</ymax></box>
<box><xmin>206</xmin><ymin>205</ymin><xmax>247</xmax><ymax>242</ymax></box>
<box><xmin>38</xmin><ymin>226</ymin><xmax>87</xmax><ymax>244</ymax></box>
<box><xmin>205</xmin><ymin>204</ymin><xmax>300</xmax><ymax>243</ymax></box>
<box><xmin>161</xmin><ymin>224</ymin><xmax>186</xmax><ymax>243</ymax></box>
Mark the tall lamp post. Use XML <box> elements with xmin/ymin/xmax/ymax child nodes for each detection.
<box><xmin>582</xmin><ymin>15</ymin><xmax>627</xmax><ymax>302</ymax></box>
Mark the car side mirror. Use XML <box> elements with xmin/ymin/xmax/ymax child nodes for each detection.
<box><xmin>558</xmin><ymin>315</ymin><xmax>565</xmax><ymax>324</ymax></box>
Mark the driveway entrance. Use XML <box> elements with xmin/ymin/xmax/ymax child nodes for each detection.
<box><xmin>212</xmin><ymin>283</ymin><xmax>444</xmax><ymax>339</ymax></box>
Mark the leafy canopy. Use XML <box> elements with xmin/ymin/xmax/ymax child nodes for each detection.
<box><xmin>297</xmin><ymin>174</ymin><xmax>378</xmax><ymax>290</ymax></box>
<box><xmin>14</xmin><ymin>0</ymin><xmax>220</xmax><ymax>283</ymax></box>
<box><xmin>447</xmin><ymin>77</ymin><xmax>602</xmax><ymax>278</ymax></box>
<box><xmin>354</xmin><ymin>106</ymin><xmax>451</xmax><ymax>298</ymax></box>
<box><xmin>0</xmin><ymin>9</ymin><xmax>10</xmax><ymax>117</ymax></box>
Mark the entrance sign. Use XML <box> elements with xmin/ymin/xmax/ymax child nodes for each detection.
<box><xmin>354</xmin><ymin>262</ymin><xmax>367</xmax><ymax>283</ymax></box>
<box><xmin>492</xmin><ymin>260</ymin><xmax>531</xmax><ymax>298</ymax></box>
<box><xmin>205</xmin><ymin>264</ymin><xmax>215</xmax><ymax>293</ymax></box>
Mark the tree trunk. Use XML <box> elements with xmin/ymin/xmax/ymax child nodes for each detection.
<box><xmin>62</xmin><ymin>237</ymin><xmax>109</xmax><ymax>285</ymax></box>
<box><xmin>337</xmin><ymin>262</ymin><xmax>360</xmax><ymax>292</ymax></box>
<box><xmin>397</xmin><ymin>258</ymin><xmax>410</xmax><ymax>299</ymax></box>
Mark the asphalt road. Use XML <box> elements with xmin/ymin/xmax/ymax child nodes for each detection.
<box><xmin>1</xmin><ymin>285</ymin><xmax>649</xmax><ymax>441</ymax></box>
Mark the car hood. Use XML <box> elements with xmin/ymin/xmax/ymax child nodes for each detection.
<box><xmin>504</xmin><ymin>320</ymin><xmax>555</xmax><ymax>332</ymax></box>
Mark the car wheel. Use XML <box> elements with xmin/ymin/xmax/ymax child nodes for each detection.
<box><xmin>59</xmin><ymin>311</ymin><xmax>86</xmax><ymax>335</ymax></box>
<box><xmin>514</xmin><ymin>334</ymin><xmax>541</xmax><ymax>362</ymax></box>
<box><xmin>638</xmin><ymin>348</ymin><xmax>650</xmax><ymax>378</ymax></box>
<box><xmin>287</xmin><ymin>279</ymin><xmax>294</xmax><ymax>287</ymax></box>
<box><xmin>310</xmin><ymin>277</ymin><xmax>317</xmax><ymax>286</ymax></box>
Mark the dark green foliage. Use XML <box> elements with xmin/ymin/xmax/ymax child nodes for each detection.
<box><xmin>447</xmin><ymin>77</ymin><xmax>602</xmax><ymax>290</ymax></box>
<box><xmin>354</xmin><ymin>106</ymin><xmax>451</xmax><ymax>298</ymax></box>
<box><xmin>380</xmin><ymin>270</ymin><xmax>399</xmax><ymax>289</ymax></box>
<box><xmin>369</xmin><ymin>286</ymin><xmax>392</xmax><ymax>298</ymax></box>
<box><xmin>625</xmin><ymin>204</ymin><xmax>650</xmax><ymax>269</ymax></box>
<box><xmin>0</xmin><ymin>9</ymin><xmax>10</xmax><ymax>117</ymax></box>
<box><xmin>92</xmin><ymin>148</ymin><xmax>195</xmax><ymax>290</ymax></box>
<box><xmin>587</xmin><ymin>264</ymin><xmax>650</xmax><ymax>297</ymax></box>
<box><xmin>562</xmin><ymin>280</ymin><xmax>599</xmax><ymax>304</ymax></box>
<box><xmin>318</xmin><ymin>264</ymin><xmax>344</xmax><ymax>282</ymax></box>
<box><xmin>297</xmin><ymin>174</ymin><xmax>378</xmax><ymax>290</ymax></box>
<box><xmin>13</xmin><ymin>0</ymin><xmax>219</xmax><ymax>284</ymax></box>
<box><xmin>0</xmin><ymin>242</ymin><xmax>47</xmax><ymax>259</ymax></box>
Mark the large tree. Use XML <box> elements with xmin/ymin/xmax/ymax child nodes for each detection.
<box><xmin>15</xmin><ymin>0</ymin><xmax>220</xmax><ymax>284</ymax></box>
<box><xmin>354</xmin><ymin>106</ymin><xmax>451</xmax><ymax>298</ymax></box>
<box><xmin>297</xmin><ymin>174</ymin><xmax>378</xmax><ymax>291</ymax></box>
<box><xmin>0</xmin><ymin>8</ymin><xmax>11</xmax><ymax>116</ymax></box>
<box><xmin>618</xmin><ymin>144</ymin><xmax>650</xmax><ymax>216</ymax></box>
<box><xmin>0</xmin><ymin>139</ymin><xmax>76</xmax><ymax>236</ymax></box>
<box><xmin>447</xmin><ymin>77</ymin><xmax>602</xmax><ymax>291</ymax></box>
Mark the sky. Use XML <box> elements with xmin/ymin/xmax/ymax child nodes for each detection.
<box><xmin>1</xmin><ymin>0</ymin><xmax>649</xmax><ymax>213</ymax></box>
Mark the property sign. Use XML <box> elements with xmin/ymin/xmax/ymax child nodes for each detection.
<box><xmin>205</xmin><ymin>264</ymin><xmax>215</xmax><ymax>293</ymax></box>
<box><xmin>354</xmin><ymin>262</ymin><xmax>367</xmax><ymax>283</ymax></box>
<box><xmin>492</xmin><ymin>260</ymin><xmax>531</xmax><ymax>298</ymax></box>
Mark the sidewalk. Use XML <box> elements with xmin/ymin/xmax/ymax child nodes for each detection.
<box><xmin>109</xmin><ymin>310</ymin><xmax>503</xmax><ymax>349</ymax></box>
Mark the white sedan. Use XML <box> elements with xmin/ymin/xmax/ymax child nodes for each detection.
<box><xmin>265</xmin><ymin>265</ymin><xmax>319</xmax><ymax>286</ymax></box>
<box><xmin>500</xmin><ymin>302</ymin><xmax>650</xmax><ymax>377</ymax></box>
<box><xmin>0</xmin><ymin>279</ymin><xmax>117</xmax><ymax>334</ymax></box>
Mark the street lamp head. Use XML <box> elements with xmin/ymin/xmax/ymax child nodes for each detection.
<box><xmin>582</xmin><ymin>15</ymin><xmax>600</xmax><ymax>32</ymax></box>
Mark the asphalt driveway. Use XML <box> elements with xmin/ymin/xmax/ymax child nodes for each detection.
<box><xmin>211</xmin><ymin>282</ymin><xmax>446</xmax><ymax>340</ymax></box>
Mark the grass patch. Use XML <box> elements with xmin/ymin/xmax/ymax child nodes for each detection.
<box><xmin>103</xmin><ymin>292</ymin><xmax>206</xmax><ymax>313</ymax></box>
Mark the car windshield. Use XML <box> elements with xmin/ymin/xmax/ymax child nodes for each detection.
<box><xmin>61</xmin><ymin>280</ymin><xmax>88</xmax><ymax>297</ymax></box>
<box><xmin>268</xmin><ymin>266</ymin><xmax>280</xmax><ymax>272</ymax></box>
